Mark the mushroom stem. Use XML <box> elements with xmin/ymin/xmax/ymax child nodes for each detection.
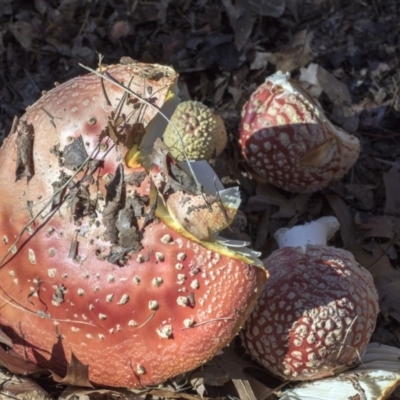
<box><xmin>274</xmin><ymin>216</ymin><xmax>340</xmax><ymax>251</ymax></box>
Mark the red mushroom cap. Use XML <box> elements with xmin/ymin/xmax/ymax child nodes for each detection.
<box><xmin>239</xmin><ymin>71</ymin><xmax>360</xmax><ymax>193</ymax></box>
<box><xmin>240</xmin><ymin>218</ymin><xmax>379</xmax><ymax>381</ymax></box>
<box><xmin>0</xmin><ymin>60</ymin><xmax>266</xmax><ymax>388</ymax></box>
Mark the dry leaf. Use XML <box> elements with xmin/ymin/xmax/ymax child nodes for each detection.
<box><xmin>247</xmin><ymin>184</ymin><xmax>310</xmax><ymax>219</ymax></box>
<box><xmin>384</xmin><ymin>166</ymin><xmax>400</xmax><ymax>216</ymax></box>
<box><xmin>0</xmin><ymin>347</ymin><xmax>42</xmax><ymax>375</ymax></box>
<box><xmin>9</xmin><ymin>21</ymin><xmax>34</xmax><ymax>50</ymax></box>
<box><xmin>103</xmin><ymin>164</ymin><xmax>124</xmax><ymax>244</ymax></box>
<box><xmin>102</xmin><ymin>164</ymin><xmax>146</xmax><ymax>264</ymax></box>
<box><xmin>190</xmin><ymin>363</ymin><xmax>230</xmax><ymax>398</ymax></box>
<box><xmin>60</xmin><ymin>387</ymin><xmax>133</xmax><ymax>400</ymax></box>
<box><xmin>222</xmin><ymin>0</ymin><xmax>257</xmax><ymax>50</ymax></box>
<box><xmin>0</xmin><ymin>371</ymin><xmax>49</xmax><ymax>398</ymax></box>
<box><xmin>325</xmin><ymin>194</ymin><xmax>359</xmax><ymax>247</ymax></box>
<box><xmin>53</xmin><ymin>352</ymin><xmax>93</xmax><ymax>388</ymax></box>
<box><xmin>237</xmin><ymin>0</ymin><xmax>286</xmax><ymax>17</ymax></box>
<box><xmin>344</xmin><ymin>183</ymin><xmax>375</xmax><ymax>211</ymax></box>
<box><xmin>147</xmin><ymin>388</ymin><xmax>205</xmax><ymax>400</ymax></box>
<box><xmin>63</xmin><ymin>135</ymin><xmax>89</xmax><ymax>171</ymax></box>
<box><xmin>347</xmin><ymin>239</ymin><xmax>400</xmax><ymax>323</ymax></box>
<box><xmin>268</xmin><ymin>30</ymin><xmax>314</xmax><ymax>72</ymax></box>
<box><xmin>215</xmin><ymin>346</ymin><xmax>274</xmax><ymax>400</ymax></box>
<box><xmin>370</xmin><ymin>242</ymin><xmax>400</xmax><ymax>323</ymax></box>
<box><xmin>316</xmin><ymin>66</ymin><xmax>352</xmax><ymax>106</ymax></box>
<box><xmin>316</xmin><ymin>66</ymin><xmax>359</xmax><ymax>132</ymax></box>
<box><xmin>354</xmin><ymin>213</ymin><xmax>395</xmax><ymax>240</ymax></box>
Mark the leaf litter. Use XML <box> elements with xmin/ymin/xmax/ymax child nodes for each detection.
<box><xmin>1</xmin><ymin>0</ymin><xmax>400</xmax><ymax>398</ymax></box>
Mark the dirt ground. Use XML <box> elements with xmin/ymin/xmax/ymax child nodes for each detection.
<box><xmin>1</xmin><ymin>0</ymin><xmax>400</xmax><ymax>399</ymax></box>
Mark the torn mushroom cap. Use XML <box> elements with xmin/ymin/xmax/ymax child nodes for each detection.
<box><xmin>0</xmin><ymin>60</ymin><xmax>267</xmax><ymax>388</ymax></box>
<box><xmin>280</xmin><ymin>343</ymin><xmax>400</xmax><ymax>400</ymax></box>
<box><xmin>123</xmin><ymin>88</ymin><xmax>241</xmax><ymax>250</ymax></box>
<box><xmin>240</xmin><ymin>216</ymin><xmax>379</xmax><ymax>381</ymax></box>
<box><xmin>239</xmin><ymin>71</ymin><xmax>360</xmax><ymax>193</ymax></box>
<box><xmin>162</xmin><ymin>101</ymin><xmax>228</xmax><ymax>161</ymax></box>
<box><xmin>133</xmin><ymin>123</ymin><xmax>259</xmax><ymax>263</ymax></box>
<box><xmin>147</xmin><ymin>140</ymin><xmax>239</xmax><ymax>241</ymax></box>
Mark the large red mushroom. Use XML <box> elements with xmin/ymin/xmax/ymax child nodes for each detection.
<box><xmin>240</xmin><ymin>216</ymin><xmax>379</xmax><ymax>381</ymax></box>
<box><xmin>239</xmin><ymin>71</ymin><xmax>360</xmax><ymax>193</ymax></box>
<box><xmin>0</xmin><ymin>59</ymin><xmax>266</xmax><ymax>388</ymax></box>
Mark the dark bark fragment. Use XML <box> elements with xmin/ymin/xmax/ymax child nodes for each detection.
<box><xmin>63</xmin><ymin>135</ymin><xmax>89</xmax><ymax>171</ymax></box>
<box><xmin>15</xmin><ymin>120</ymin><xmax>35</xmax><ymax>182</ymax></box>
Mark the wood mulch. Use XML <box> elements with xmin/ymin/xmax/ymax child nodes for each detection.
<box><xmin>1</xmin><ymin>0</ymin><xmax>400</xmax><ymax>398</ymax></box>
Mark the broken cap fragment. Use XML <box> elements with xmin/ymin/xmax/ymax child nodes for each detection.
<box><xmin>280</xmin><ymin>343</ymin><xmax>400</xmax><ymax>399</ymax></box>
<box><xmin>239</xmin><ymin>71</ymin><xmax>360</xmax><ymax>193</ymax></box>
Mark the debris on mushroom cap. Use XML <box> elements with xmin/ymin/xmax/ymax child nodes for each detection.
<box><xmin>147</xmin><ymin>139</ymin><xmax>240</xmax><ymax>242</ymax></box>
<box><xmin>240</xmin><ymin>216</ymin><xmax>379</xmax><ymax>381</ymax></box>
<box><xmin>280</xmin><ymin>343</ymin><xmax>400</xmax><ymax>400</ymax></box>
<box><xmin>0</xmin><ymin>59</ymin><xmax>267</xmax><ymax>388</ymax></box>
<box><xmin>162</xmin><ymin>100</ymin><xmax>228</xmax><ymax>161</ymax></box>
<box><xmin>239</xmin><ymin>71</ymin><xmax>361</xmax><ymax>193</ymax></box>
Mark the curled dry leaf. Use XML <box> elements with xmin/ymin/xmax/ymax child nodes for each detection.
<box><xmin>53</xmin><ymin>352</ymin><xmax>93</xmax><ymax>388</ymax></box>
<box><xmin>0</xmin><ymin>60</ymin><xmax>266</xmax><ymax>388</ymax></box>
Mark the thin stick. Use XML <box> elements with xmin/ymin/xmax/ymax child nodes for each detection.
<box><xmin>78</xmin><ymin>62</ymin><xmax>201</xmax><ymax>188</ymax></box>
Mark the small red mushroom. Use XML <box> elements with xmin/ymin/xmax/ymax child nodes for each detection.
<box><xmin>239</xmin><ymin>71</ymin><xmax>360</xmax><ymax>193</ymax></box>
<box><xmin>0</xmin><ymin>60</ymin><xmax>266</xmax><ymax>388</ymax></box>
<box><xmin>240</xmin><ymin>216</ymin><xmax>379</xmax><ymax>381</ymax></box>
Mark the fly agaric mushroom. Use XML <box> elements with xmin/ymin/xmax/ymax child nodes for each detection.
<box><xmin>0</xmin><ymin>59</ymin><xmax>266</xmax><ymax>388</ymax></box>
<box><xmin>239</xmin><ymin>71</ymin><xmax>360</xmax><ymax>193</ymax></box>
<box><xmin>162</xmin><ymin>101</ymin><xmax>227</xmax><ymax>161</ymax></box>
<box><xmin>240</xmin><ymin>216</ymin><xmax>379</xmax><ymax>381</ymax></box>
